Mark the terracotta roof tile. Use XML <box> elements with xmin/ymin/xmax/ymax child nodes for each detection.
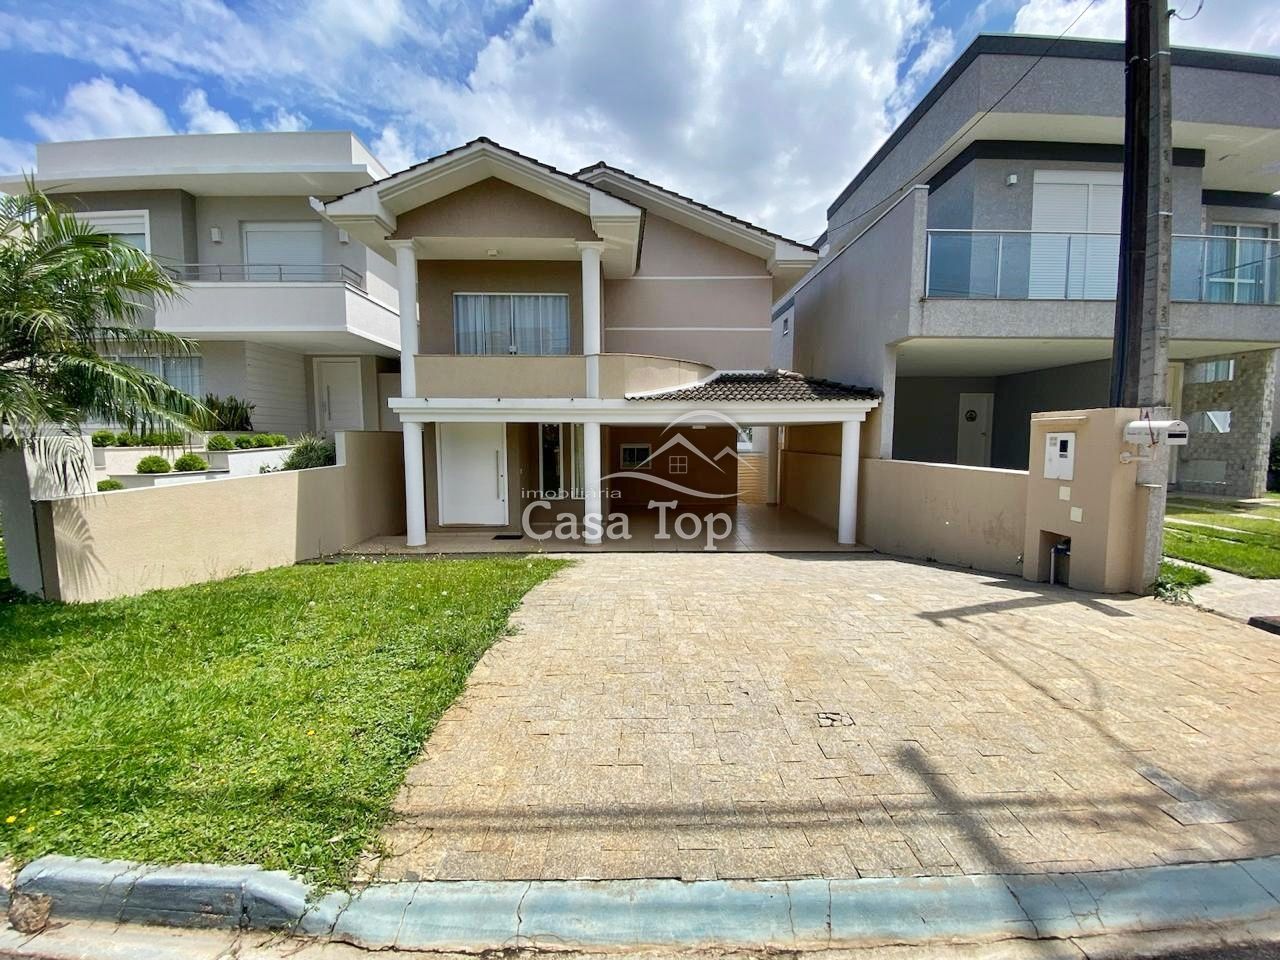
<box><xmin>628</xmin><ymin>370</ymin><xmax>879</xmax><ymax>403</ymax></box>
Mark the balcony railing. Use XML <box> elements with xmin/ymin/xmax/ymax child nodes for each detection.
<box><xmin>166</xmin><ymin>263</ymin><xmax>365</xmax><ymax>288</ymax></box>
<box><xmin>925</xmin><ymin>230</ymin><xmax>1280</xmax><ymax>304</ymax></box>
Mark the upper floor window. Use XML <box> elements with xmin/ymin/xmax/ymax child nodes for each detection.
<box><xmin>241</xmin><ymin>221</ymin><xmax>323</xmax><ymax>281</ymax></box>
<box><xmin>79</xmin><ymin>210</ymin><xmax>150</xmax><ymax>252</ymax></box>
<box><xmin>453</xmin><ymin>293</ymin><xmax>570</xmax><ymax>355</ymax></box>
<box><xmin>1207</xmin><ymin>223</ymin><xmax>1271</xmax><ymax>304</ymax></box>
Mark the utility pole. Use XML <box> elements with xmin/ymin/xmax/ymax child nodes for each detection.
<box><xmin>1109</xmin><ymin>0</ymin><xmax>1173</xmax><ymax>588</ymax></box>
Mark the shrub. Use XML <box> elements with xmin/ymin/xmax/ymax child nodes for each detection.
<box><xmin>96</xmin><ymin>478</ymin><xmax>124</xmax><ymax>492</ymax></box>
<box><xmin>173</xmin><ymin>453</ymin><xmax>209</xmax><ymax>472</ymax></box>
<box><xmin>279</xmin><ymin>435</ymin><xmax>336</xmax><ymax>471</ymax></box>
<box><xmin>135</xmin><ymin>455</ymin><xmax>171</xmax><ymax>474</ymax></box>
<box><xmin>140</xmin><ymin>429</ymin><xmax>185</xmax><ymax>447</ymax></box>
<box><xmin>206</xmin><ymin>434</ymin><xmax>234</xmax><ymax>451</ymax></box>
<box><xmin>196</xmin><ymin>394</ymin><xmax>255</xmax><ymax>432</ymax></box>
<box><xmin>114</xmin><ymin>432</ymin><xmax>141</xmax><ymax>447</ymax></box>
<box><xmin>234</xmin><ymin>434</ymin><xmax>256</xmax><ymax>449</ymax></box>
<box><xmin>91</xmin><ymin>429</ymin><xmax>117</xmax><ymax>447</ymax></box>
<box><xmin>1269</xmin><ymin>434</ymin><xmax>1280</xmax><ymax>490</ymax></box>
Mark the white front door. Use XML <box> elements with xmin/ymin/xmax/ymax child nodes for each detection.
<box><xmin>437</xmin><ymin>422</ymin><xmax>508</xmax><ymax>525</ymax></box>
<box><xmin>957</xmin><ymin>393</ymin><xmax>994</xmax><ymax>467</ymax></box>
<box><xmin>315</xmin><ymin>359</ymin><xmax>364</xmax><ymax>434</ymax></box>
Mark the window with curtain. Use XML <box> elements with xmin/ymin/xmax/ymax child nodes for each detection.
<box><xmin>114</xmin><ymin>355</ymin><xmax>203</xmax><ymax>396</ymax></box>
<box><xmin>1207</xmin><ymin>224</ymin><xmax>1270</xmax><ymax>304</ymax></box>
<box><xmin>453</xmin><ymin>293</ymin><xmax>570</xmax><ymax>355</ymax></box>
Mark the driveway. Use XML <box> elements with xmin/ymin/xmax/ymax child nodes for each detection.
<box><xmin>369</xmin><ymin>553</ymin><xmax>1280</xmax><ymax>882</ymax></box>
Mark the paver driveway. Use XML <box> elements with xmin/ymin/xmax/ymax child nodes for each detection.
<box><xmin>370</xmin><ymin>553</ymin><xmax>1280</xmax><ymax>882</ymax></box>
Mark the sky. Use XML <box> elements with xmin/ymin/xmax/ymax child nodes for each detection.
<box><xmin>0</xmin><ymin>0</ymin><xmax>1276</xmax><ymax>243</ymax></box>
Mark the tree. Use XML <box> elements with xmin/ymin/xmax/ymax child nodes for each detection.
<box><xmin>0</xmin><ymin>182</ymin><xmax>206</xmax><ymax>486</ymax></box>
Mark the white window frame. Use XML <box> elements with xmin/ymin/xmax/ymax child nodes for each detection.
<box><xmin>620</xmin><ymin>442</ymin><xmax>652</xmax><ymax>471</ymax></box>
<box><xmin>1188</xmin><ymin>359</ymin><xmax>1235</xmax><ymax>384</ymax></box>
<box><xmin>1208</xmin><ymin>222</ymin><xmax>1272</xmax><ymax>304</ymax></box>
<box><xmin>452</xmin><ymin>292</ymin><xmax>572</xmax><ymax>356</ymax></box>
<box><xmin>78</xmin><ymin>209</ymin><xmax>151</xmax><ymax>253</ymax></box>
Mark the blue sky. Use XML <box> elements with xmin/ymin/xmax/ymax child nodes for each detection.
<box><xmin>0</xmin><ymin>0</ymin><xmax>1273</xmax><ymax>240</ymax></box>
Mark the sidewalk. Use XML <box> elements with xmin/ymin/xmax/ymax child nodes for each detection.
<box><xmin>1169</xmin><ymin>558</ymin><xmax>1280</xmax><ymax>622</ymax></box>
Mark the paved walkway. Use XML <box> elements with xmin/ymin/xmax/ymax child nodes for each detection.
<box><xmin>1169</xmin><ymin>558</ymin><xmax>1280</xmax><ymax>623</ymax></box>
<box><xmin>369</xmin><ymin>554</ymin><xmax>1280</xmax><ymax>883</ymax></box>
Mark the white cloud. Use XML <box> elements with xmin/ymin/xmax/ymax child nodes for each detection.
<box><xmin>1012</xmin><ymin>0</ymin><xmax>1280</xmax><ymax>53</ymax></box>
<box><xmin>180</xmin><ymin>88</ymin><xmax>240</xmax><ymax>134</ymax></box>
<box><xmin>264</xmin><ymin>108</ymin><xmax>310</xmax><ymax>132</ymax></box>
<box><xmin>26</xmin><ymin>77</ymin><xmax>173</xmax><ymax>141</ymax></box>
<box><xmin>0</xmin><ymin>137</ymin><xmax>36</xmax><ymax>176</ymax></box>
<box><xmin>4</xmin><ymin>0</ymin><xmax>950</xmax><ymax>239</ymax></box>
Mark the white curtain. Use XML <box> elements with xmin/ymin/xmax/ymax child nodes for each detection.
<box><xmin>454</xmin><ymin>293</ymin><xmax>569</xmax><ymax>355</ymax></box>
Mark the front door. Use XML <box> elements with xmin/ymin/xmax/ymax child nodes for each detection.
<box><xmin>314</xmin><ymin>359</ymin><xmax>364</xmax><ymax>434</ymax></box>
<box><xmin>957</xmin><ymin>393</ymin><xmax>994</xmax><ymax>467</ymax></box>
<box><xmin>437</xmin><ymin>422</ymin><xmax>508</xmax><ymax>525</ymax></box>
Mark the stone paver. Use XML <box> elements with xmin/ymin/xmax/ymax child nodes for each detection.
<box><xmin>371</xmin><ymin>553</ymin><xmax>1280</xmax><ymax>883</ymax></box>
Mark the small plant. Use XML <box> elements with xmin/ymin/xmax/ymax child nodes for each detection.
<box><xmin>140</xmin><ymin>429</ymin><xmax>185</xmax><ymax>447</ymax></box>
<box><xmin>206</xmin><ymin>434</ymin><xmax>234</xmax><ymax>451</ymax></box>
<box><xmin>114</xmin><ymin>432</ymin><xmax>141</xmax><ymax>447</ymax></box>
<box><xmin>234</xmin><ymin>434</ymin><xmax>256</xmax><ymax>449</ymax></box>
<box><xmin>96</xmin><ymin>478</ymin><xmax>124</xmax><ymax>492</ymax></box>
<box><xmin>91</xmin><ymin>429</ymin><xmax>117</xmax><ymax>447</ymax></box>
<box><xmin>196</xmin><ymin>394</ymin><xmax>255</xmax><ymax>432</ymax></box>
<box><xmin>279</xmin><ymin>434</ymin><xmax>336</xmax><ymax>471</ymax></box>
<box><xmin>173</xmin><ymin>453</ymin><xmax>209</xmax><ymax>472</ymax></box>
<box><xmin>135</xmin><ymin>455</ymin><xmax>171</xmax><ymax>474</ymax></box>
<box><xmin>1152</xmin><ymin>561</ymin><xmax>1211</xmax><ymax>604</ymax></box>
<box><xmin>250</xmin><ymin>432</ymin><xmax>288</xmax><ymax>448</ymax></box>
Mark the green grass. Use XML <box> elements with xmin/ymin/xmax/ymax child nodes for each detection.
<box><xmin>1157</xmin><ymin>561</ymin><xmax>1211</xmax><ymax>589</ymax></box>
<box><xmin>0</xmin><ymin>551</ymin><xmax>566</xmax><ymax>886</ymax></box>
<box><xmin>1163</xmin><ymin>523</ymin><xmax>1280</xmax><ymax>579</ymax></box>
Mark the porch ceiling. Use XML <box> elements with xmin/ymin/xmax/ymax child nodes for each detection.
<box><xmin>896</xmin><ymin>336</ymin><xmax>1280</xmax><ymax>378</ymax></box>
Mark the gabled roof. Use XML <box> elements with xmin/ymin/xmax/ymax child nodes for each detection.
<box><xmin>316</xmin><ymin>137</ymin><xmax>643</xmax><ymax>275</ymax></box>
<box><xmin>628</xmin><ymin>370</ymin><xmax>879</xmax><ymax>403</ymax></box>
<box><xmin>576</xmin><ymin>162</ymin><xmax>817</xmax><ymax>254</ymax></box>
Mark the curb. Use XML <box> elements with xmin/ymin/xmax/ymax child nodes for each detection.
<box><xmin>10</xmin><ymin>854</ymin><xmax>1280</xmax><ymax>951</ymax></box>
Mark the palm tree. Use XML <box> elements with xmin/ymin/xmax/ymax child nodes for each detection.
<box><xmin>0</xmin><ymin>182</ymin><xmax>206</xmax><ymax>487</ymax></box>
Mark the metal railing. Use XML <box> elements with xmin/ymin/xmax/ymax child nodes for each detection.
<box><xmin>924</xmin><ymin>229</ymin><xmax>1280</xmax><ymax>304</ymax></box>
<box><xmin>166</xmin><ymin>263</ymin><xmax>365</xmax><ymax>288</ymax></box>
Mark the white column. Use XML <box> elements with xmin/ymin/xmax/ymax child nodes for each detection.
<box><xmin>403</xmin><ymin>421</ymin><xmax>427</xmax><ymax>546</ymax></box>
<box><xmin>391</xmin><ymin>240</ymin><xmax>419</xmax><ymax>396</ymax></box>
<box><xmin>837</xmin><ymin>419</ymin><xmax>861</xmax><ymax>545</ymax></box>
<box><xmin>578</xmin><ymin>242</ymin><xmax>604</xmax><ymax>397</ymax></box>
<box><xmin>583</xmin><ymin>421</ymin><xmax>602</xmax><ymax>544</ymax></box>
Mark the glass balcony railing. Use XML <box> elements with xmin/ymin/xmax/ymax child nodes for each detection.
<box><xmin>924</xmin><ymin>230</ymin><xmax>1280</xmax><ymax>304</ymax></box>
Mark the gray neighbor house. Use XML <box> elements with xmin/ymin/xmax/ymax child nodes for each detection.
<box><xmin>775</xmin><ymin>34</ymin><xmax>1280</xmax><ymax>497</ymax></box>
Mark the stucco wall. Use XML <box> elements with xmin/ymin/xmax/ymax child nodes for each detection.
<box><xmin>858</xmin><ymin>459</ymin><xmax>1028</xmax><ymax>576</ymax></box>
<box><xmin>393</xmin><ymin>178</ymin><xmax>596</xmax><ymax>241</ymax></box>
<box><xmin>55</xmin><ymin>189</ymin><xmax>197</xmax><ymax>263</ymax></box>
<box><xmin>991</xmin><ymin>359</ymin><xmax>1112</xmax><ymax>469</ymax></box>
<box><xmin>30</xmin><ymin>431</ymin><xmax>404</xmax><ymax>603</ymax></box>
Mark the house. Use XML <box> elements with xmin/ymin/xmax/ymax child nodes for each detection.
<box><xmin>776</xmin><ymin>34</ymin><xmax>1280</xmax><ymax>498</ymax></box>
<box><xmin>0</xmin><ymin>131</ymin><xmax>402</xmax><ymax>437</ymax></box>
<box><xmin>315</xmin><ymin>137</ymin><xmax>884</xmax><ymax>547</ymax></box>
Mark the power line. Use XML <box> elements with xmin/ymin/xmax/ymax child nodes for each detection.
<box><xmin>802</xmin><ymin>0</ymin><xmax>1101</xmax><ymax>247</ymax></box>
<box><xmin>1171</xmin><ymin>0</ymin><xmax>1204</xmax><ymax>21</ymax></box>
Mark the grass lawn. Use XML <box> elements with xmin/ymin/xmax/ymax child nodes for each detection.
<box><xmin>1163</xmin><ymin>502</ymin><xmax>1280</xmax><ymax>578</ymax></box>
<box><xmin>0</xmin><ymin>539</ymin><xmax>565</xmax><ymax>886</ymax></box>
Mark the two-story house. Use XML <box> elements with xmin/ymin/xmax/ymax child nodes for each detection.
<box><xmin>316</xmin><ymin>138</ymin><xmax>884</xmax><ymax>547</ymax></box>
<box><xmin>776</xmin><ymin>34</ymin><xmax>1280</xmax><ymax>498</ymax></box>
<box><xmin>1</xmin><ymin>131</ymin><xmax>402</xmax><ymax>437</ymax></box>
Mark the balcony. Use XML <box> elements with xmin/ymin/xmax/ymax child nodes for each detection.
<box><xmin>925</xmin><ymin>230</ymin><xmax>1280</xmax><ymax>304</ymax></box>
<box><xmin>155</xmin><ymin>263</ymin><xmax>399</xmax><ymax>356</ymax></box>
<box><xmin>413</xmin><ymin>353</ymin><xmax>714</xmax><ymax>399</ymax></box>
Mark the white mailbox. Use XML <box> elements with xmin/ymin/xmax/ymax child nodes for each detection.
<box><xmin>1044</xmin><ymin>432</ymin><xmax>1076</xmax><ymax>481</ymax></box>
<box><xmin>1123</xmin><ymin>419</ymin><xmax>1189</xmax><ymax>447</ymax></box>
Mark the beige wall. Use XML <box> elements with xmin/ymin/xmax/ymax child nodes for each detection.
<box><xmin>604</xmin><ymin>212</ymin><xmax>773</xmax><ymax>370</ymax></box>
<box><xmin>393</xmin><ymin>178</ymin><xmax>596</xmax><ymax>241</ymax></box>
<box><xmin>858</xmin><ymin>459</ymin><xmax>1028</xmax><ymax>576</ymax></box>
<box><xmin>418</xmin><ymin>260</ymin><xmax>583</xmax><ymax>354</ymax></box>
<box><xmin>31</xmin><ymin>431</ymin><xmax>404</xmax><ymax>603</ymax></box>
<box><xmin>417</xmin><ymin>356</ymin><xmax>587</xmax><ymax>399</ymax></box>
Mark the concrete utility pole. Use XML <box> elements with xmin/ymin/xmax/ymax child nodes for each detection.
<box><xmin>1109</xmin><ymin>0</ymin><xmax>1174</xmax><ymax>588</ymax></box>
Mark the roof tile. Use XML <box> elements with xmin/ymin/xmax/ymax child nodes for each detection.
<box><xmin>628</xmin><ymin>370</ymin><xmax>879</xmax><ymax>403</ymax></box>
